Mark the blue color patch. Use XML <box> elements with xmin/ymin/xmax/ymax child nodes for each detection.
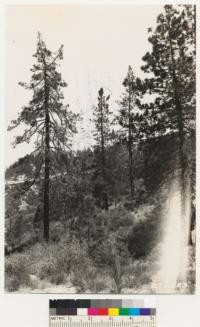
<box><xmin>128</xmin><ymin>308</ymin><xmax>140</xmax><ymax>316</ymax></box>
<box><xmin>140</xmin><ymin>308</ymin><xmax>151</xmax><ymax>315</ymax></box>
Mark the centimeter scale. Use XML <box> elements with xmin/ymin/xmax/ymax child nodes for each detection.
<box><xmin>49</xmin><ymin>299</ymin><xmax>156</xmax><ymax>327</ymax></box>
<box><xmin>49</xmin><ymin>315</ymin><xmax>156</xmax><ymax>327</ymax></box>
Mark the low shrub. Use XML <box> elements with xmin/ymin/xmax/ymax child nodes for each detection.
<box><xmin>5</xmin><ymin>253</ymin><xmax>31</xmax><ymax>292</ymax></box>
<box><xmin>71</xmin><ymin>258</ymin><xmax>110</xmax><ymax>293</ymax></box>
<box><xmin>36</xmin><ymin>261</ymin><xmax>58</xmax><ymax>280</ymax></box>
<box><xmin>71</xmin><ymin>256</ymin><xmax>95</xmax><ymax>292</ymax></box>
<box><xmin>28</xmin><ymin>237</ymin><xmax>90</xmax><ymax>286</ymax></box>
<box><xmin>5</xmin><ymin>276</ymin><xmax>21</xmax><ymax>292</ymax></box>
<box><xmin>49</xmin><ymin>272</ymin><xmax>65</xmax><ymax>285</ymax></box>
<box><xmin>123</xmin><ymin>260</ymin><xmax>153</xmax><ymax>291</ymax></box>
<box><xmin>92</xmin><ymin>277</ymin><xmax>108</xmax><ymax>293</ymax></box>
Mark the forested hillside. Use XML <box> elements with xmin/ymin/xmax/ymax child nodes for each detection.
<box><xmin>5</xmin><ymin>5</ymin><xmax>196</xmax><ymax>294</ymax></box>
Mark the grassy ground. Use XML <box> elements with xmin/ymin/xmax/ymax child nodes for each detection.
<box><xmin>5</xmin><ymin>237</ymin><xmax>195</xmax><ymax>294</ymax></box>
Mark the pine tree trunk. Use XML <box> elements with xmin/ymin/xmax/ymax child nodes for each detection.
<box><xmin>169</xmin><ymin>37</ymin><xmax>186</xmax><ymax>199</ymax></box>
<box><xmin>128</xmin><ymin>86</ymin><xmax>134</xmax><ymax>198</ymax></box>
<box><xmin>144</xmin><ymin>141</ymin><xmax>149</xmax><ymax>191</ymax></box>
<box><xmin>103</xmin><ymin>192</ymin><xmax>108</xmax><ymax>211</ymax></box>
<box><xmin>43</xmin><ymin>66</ymin><xmax>50</xmax><ymax>241</ymax></box>
<box><xmin>168</xmin><ymin>32</ymin><xmax>191</xmax><ymax>254</ymax></box>
<box><xmin>100</xmin><ymin>97</ymin><xmax>108</xmax><ymax>210</ymax></box>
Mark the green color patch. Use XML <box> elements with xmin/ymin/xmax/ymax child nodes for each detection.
<box><xmin>119</xmin><ymin>308</ymin><xmax>129</xmax><ymax>316</ymax></box>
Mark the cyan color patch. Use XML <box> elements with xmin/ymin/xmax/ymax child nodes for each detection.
<box><xmin>128</xmin><ymin>308</ymin><xmax>140</xmax><ymax>316</ymax></box>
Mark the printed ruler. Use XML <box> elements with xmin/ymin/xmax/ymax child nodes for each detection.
<box><xmin>49</xmin><ymin>315</ymin><xmax>156</xmax><ymax>327</ymax></box>
<box><xmin>49</xmin><ymin>299</ymin><xmax>156</xmax><ymax>327</ymax></box>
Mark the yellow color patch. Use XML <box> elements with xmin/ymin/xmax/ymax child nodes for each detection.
<box><xmin>108</xmin><ymin>308</ymin><xmax>119</xmax><ymax>316</ymax></box>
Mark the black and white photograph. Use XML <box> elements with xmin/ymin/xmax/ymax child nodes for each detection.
<box><xmin>5</xmin><ymin>4</ymin><xmax>196</xmax><ymax>294</ymax></box>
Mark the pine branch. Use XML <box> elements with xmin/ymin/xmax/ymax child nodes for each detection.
<box><xmin>49</xmin><ymin>111</ymin><xmax>58</xmax><ymax>130</ymax></box>
<box><xmin>47</xmin><ymin>45</ymin><xmax>64</xmax><ymax>68</ymax></box>
<box><xmin>14</xmin><ymin>121</ymin><xmax>44</xmax><ymax>145</ymax></box>
<box><xmin>21</xmin><ymin>156</ymin><xmax>44</xmax><ymax>194</ymax></box>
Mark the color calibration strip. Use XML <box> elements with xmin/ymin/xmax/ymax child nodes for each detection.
<box><xmin>49</xmin><ymin>300</ymin><xmax>156</xmax><ymax>316</ymax></box>
<box><xmin>49</xmin><ymin>300</ymin><xmax>156</xmax><ymax>327</ymax></box>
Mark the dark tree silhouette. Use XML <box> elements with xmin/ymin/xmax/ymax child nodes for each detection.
<box><xmin>8</xmin><ymin>33</ymin><xmax>78</xmax><ymax>241</ymax></box>
<box><xmin>141</xmin><ymin>5</ymin><xmax>195</xmax><ymax>218</ymax></box>
<box><xmin>92</xmin><ymin>88</ymin><xmax>112</xmax><ymax>210</ymax></box>
<box><xmin>115</xmin><ymin>66</ymin><xmax>143</xmax><ymax>199</ymax></box>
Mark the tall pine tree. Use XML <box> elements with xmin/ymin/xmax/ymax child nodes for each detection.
<box><xmin>92</xmin><ymin>88</ymin><xmax>111</xmax><ymax>210</ymax></box>
<box><xmin>141</xmin><ymin>5</ymin><xmax>195</xmax><ymax>240</ymax></box>
<box><xmin>8</xmin><ymin>33</ymin><xmax>78</xmax><ymax>241</ymax></box>
<box><xmin>115</xmin><ymin>66</ymin><xmax>143</xmax><ymax>199</ymax></box>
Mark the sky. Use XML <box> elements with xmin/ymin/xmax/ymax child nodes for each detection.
<box><xmin>5</xmin><ymin>4</ymin><xmax>163</xmax><ymax>167</ymax></box>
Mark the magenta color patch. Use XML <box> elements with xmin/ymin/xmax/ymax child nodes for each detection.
<box><xmin>88</xmin><ymin>308</ymin><xmax>98</xmax><ymax>315</ymax></box>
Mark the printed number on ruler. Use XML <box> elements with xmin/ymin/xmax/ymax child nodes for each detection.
<box><xmin>49</xmin><ymin>315</ymin><xmax>156</xmax><ymax>327</ymax></box>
